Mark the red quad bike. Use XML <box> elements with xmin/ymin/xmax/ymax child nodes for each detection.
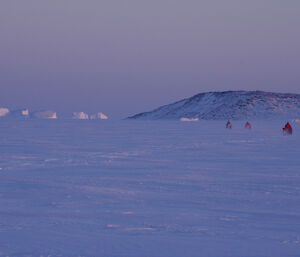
<box><xmin>283</xmin><ymin>122</ymin><xmax>293</xmax><ymax>135</ymax></box>
<box><xmin>245</xmin><ymin>122</ymin><xmax>252</xmax><ymax>129</ymax></box>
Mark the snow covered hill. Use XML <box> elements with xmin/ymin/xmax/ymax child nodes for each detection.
<box><xmin>128</xmin><ymin>91</ymin><xmax>300</xmax><ymax>120</ymax></box>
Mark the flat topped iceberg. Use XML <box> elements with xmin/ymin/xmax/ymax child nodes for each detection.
<box><xmin>0</xmin><ymin>108</ymin><xmax>10</xmax><ymax>117</ymax></box>
<box><xmin>32</xmin><ymin>111</ymin><xmax>57</xmax><ymax>119</ymax></box>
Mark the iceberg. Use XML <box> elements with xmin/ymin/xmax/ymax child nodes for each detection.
<box><xmin>32</xmin><ymin>111</ymin><xmax>57</xmax><ymax>119</ymax></box>
<box><xmin>0</xmin><ymin>108</ymin><xmax>10</xmax><ymax>117</ymax></box>
<box><xmin>90</xmin><ymin>112</ymin><xmax>108</xmax><ymax>120</ymax></box>
<box><xmin>9</xmin><ymin>109</ymin><xmax>30</xmax><ymax>118</ymax></box>
<box><xmin>73</xmin><ymin>112</ymin><xmax>89</xmax><ymax>120</ymax></box>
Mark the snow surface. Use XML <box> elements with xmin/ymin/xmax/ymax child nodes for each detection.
<box><xmin>129</xmin><ymin>91</ymin><xmax>300</xmax><ymax>120</ymax></box>
<box><xmin>0</xmin><ymin>120</ymin><xmax>300</xmax><ymax>257</ymax></box>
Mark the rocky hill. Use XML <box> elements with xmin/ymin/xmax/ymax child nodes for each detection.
<box><xmin>128</xmin><ymin>91</ymin><xmax>300</xmax><ymax>120</ymax></box>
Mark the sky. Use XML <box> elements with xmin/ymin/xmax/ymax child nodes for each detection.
<box><xmin>1</xmin><ymin>1</ymin><xmax>300</xmax><ymax>119</ymax></box>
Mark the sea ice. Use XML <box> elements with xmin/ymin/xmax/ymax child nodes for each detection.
<box><xmin>0</xmin><ymin>119</ymin><xmax>299</xmax><ymax>257</ymax></box>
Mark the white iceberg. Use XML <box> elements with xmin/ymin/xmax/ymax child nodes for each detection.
<box><xmin>9</xmin><ymin>109</ymin><xmax>30</xmax><ymax>118</ymax></box>
<box><xmin>0</xmin><ymin>108</ymin><xmax>10</xmax><ymax>117</ymax></box>
<box><xmin>90</xmin><ymin>112</ymin><xmax>108</xmax><ymax>120</ymax></box>
<box><xmin>73</xmin><ymin>112</ymin><xmax>89</xmax><ymax>120</ymax></box>
<box><xmin>32</xmin><ymin>111</ymin><xmax>57</xmax><ymax>119</ymax></box>
<box><xmin>22</xmin><ymin>109</ymin><xmax>29</xmax><ymax>116</ymax></box>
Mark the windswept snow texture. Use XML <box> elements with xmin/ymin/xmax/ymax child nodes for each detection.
<box><xmin>0</xmin><ymin>120</ymin><xmax>300</xmax><ymax>257</ymax></box>
<box><xmin>128</xmin><ymin>91</ymin><xmax>300</xmax><ymax>120</ymax></box>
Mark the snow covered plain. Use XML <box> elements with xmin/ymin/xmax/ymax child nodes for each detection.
<box><xmin>0</xmin><ymin>120</ymin><xmax>299</xmax><ymax>257</ymax></box>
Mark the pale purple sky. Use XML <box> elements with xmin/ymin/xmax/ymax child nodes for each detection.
<box><xmin>1</xmin><ymin>1</ymin><xmax>300</xmax><ymax>118</ymax></box>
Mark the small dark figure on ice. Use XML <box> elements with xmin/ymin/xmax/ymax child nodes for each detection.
<box><xmin>245</xmin><ymin>121</ymin><xmax>252</xmax><ymax>129</ymax></box>
<box><xmin>283</xmin><ymin>122</ymin><xmax>293</xmax><ymax>135</ymax></box>
<box><xmin>226</xmin><ymin>120</ymin><xmax>232</xmax><ymax>129</ymax></box>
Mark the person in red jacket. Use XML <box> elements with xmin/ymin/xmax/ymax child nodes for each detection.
<box><xmin>283</xmin><ymin>122</ymin><xmax>293</xmax><ymax>135</ymax></box>
<box><xmin>245</xmin><ymin>121</ymin><xmax>252</xmax><ymax>129</ymax></box>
